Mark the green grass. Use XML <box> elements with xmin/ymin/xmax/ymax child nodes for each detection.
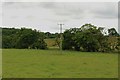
<box><xmin>2</xmin><ymin>49</ymin><xmax>118</xmax><ymax>78</ymax></box>
<box><xmin>44</xmin><ymin>38</ymin><xmax>56</xmax><ymax>47</ymax></box>
<box><xmin>0</xmin><ymin>49</ymin><xmax>2</xmax><ymax>78</ymax></box>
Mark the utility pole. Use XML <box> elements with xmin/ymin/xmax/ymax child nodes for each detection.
<box><xmin>58</xmin><ymin>23</ymin><xmax>64</xmax><ymax>53</ymax></box>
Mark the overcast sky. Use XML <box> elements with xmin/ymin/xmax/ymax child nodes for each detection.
<box><xmin>2</xmin><ymin>2</ymin><xmax>119</xmax><ymax>33</ymax></box>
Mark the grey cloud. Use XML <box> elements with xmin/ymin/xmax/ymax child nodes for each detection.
<box><xmin>118</xmin><ymin>2</ymin><xmax>120</xmax><ymax>34</ymax></box>
<box><xmin>91</xmin><ymin>3</ymin><xmax>118</xmax><ymax>19</ymax></box>
<box><xmin>39</xmin><ymin>2</ymin><xmax>56</xmax><ymax>8</ymax></box>
<box><xmin>4</xmin><ymin>2</ymin><xmax>117</xmax><ymax>19</ymax></box>
<box><xmin>3</xmin><ymin>2</ymin><xmax>39</xmax><ymax>9</ymax></box>
<box><xmin>3</xmin><ymin>2</ymin><xmax>15</xmax><ymax>5</ymax></box>
<box><xmin>40</xmin><ymin>2</ymin><xmax>84</xmax><ymax>16</ymax></box>
<box><xmin>39</xmin><ymin>2</ymin><xmax>118</xmax><ymax>19</ymax></box>
<box><xmin>2</xmin><ymin>2</ymin><xmax>118</xmax><ymax>33</ymax></box>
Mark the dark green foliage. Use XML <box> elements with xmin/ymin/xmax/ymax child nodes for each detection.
<box><xmin>31</xmin><ymin>40</ymin><xmax>47</xmax><ymax>49</ymax></box>
<box><xmin>2</xmin><ymin>28</ymin><xmax>19</xmax><ymax>48</ymax></box>
<box><xmin>2</xmin><ymin>36</ymin><xmax>13</xmax><ymax>48</ymax></box>
<box><xmin>2</xmin><ymin>24</ymin><xmax>120</xmax><ymax>52</ymax></box>
<box><xmin>2</xmin><ymin>28</ymin><xmax>47</xmax><ymax>49</ymax></box>
<box><xmin>15</xmin><ymin>28</ymin><xmax>38</xmax><ymax>48</ymax></box>
<box><xmin>45</xmin><ymin>32</ymin><xmax>58</xmax><ymax>38</ymax></box>
<box><xmin>108</xmin><ymin>28</ymin><xmax>119</xmax><ymax>36</ymax></box>
<box><xmin>62</xmin><ymin>31</ymin><xmax>73</xmax><ymax>50</ymax></box>
<box><xmin>62</xmin><ymin>24</ymin><xmax>116</xmax><ymax>52</ymax></box>
<box><xmin>75</xmin><ymin>24</ymin><xmax>101</xmax><ymax>52</ymax></box>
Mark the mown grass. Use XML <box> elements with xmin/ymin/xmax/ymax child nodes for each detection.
<box><xmin>2</xmin><ymin>49</ymin><xmax>118</xmax><ymax>78</ymax></box>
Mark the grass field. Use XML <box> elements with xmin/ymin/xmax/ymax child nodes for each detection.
<box><xmin>2</xmin><ymin>49</ymin><xmax>118</xmax><ymax>78</ymax></box>
<box><xmin>0</xmin><ymin>49</ymin><xmax>2</xmax><ymax>78</ymax></box>
<box><xmin>44</xmin><ymin>39</ymin><xmax>57</xmax><ymax>47</ymax></box>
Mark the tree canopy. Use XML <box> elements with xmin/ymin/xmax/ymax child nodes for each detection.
<box><xmin>1</xmin><ymin>24</ymin><xmax>120</xmax><ymax>53</ymax></box>
<box><xmin>62</xmin><ymin>24</ymin><xmax>119</xmax><ymax>52</ymax></box>
<box><xmin>2</xmin><ymin>28</ymin><xmax>47</xmax><ymax>49</ymax></box>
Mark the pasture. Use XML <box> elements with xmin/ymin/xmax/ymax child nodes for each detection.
<box><xmin>2</xmin><ymin>49</ymin><xmax>118</xmax><ymax>78</ymax></box>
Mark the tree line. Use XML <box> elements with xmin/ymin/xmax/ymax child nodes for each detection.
<box><xmin>1</xmin><ymin>24</ymin><xmax>120</xmax><ymax>53</ymax></box>
<box><xmin>62</xmin><ymin>24</ymin><xmax>120</xmax><ymax>52</ymax></box>
<box><xmin>2</xmin><ymin>28</ymin><xmax>47</xmax><ymax>49</ymax></box>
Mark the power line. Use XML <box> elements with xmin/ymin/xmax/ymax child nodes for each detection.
<box><xmin>58</xmin><ymin>23</ymin><xmax>64</xmax><ymax>52</ymax></box>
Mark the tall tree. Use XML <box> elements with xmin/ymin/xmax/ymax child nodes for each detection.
<box><xmin>108</xmin><ymin>28</ymin><xmax>119</xmax><ymax>36</ymax></box>
<box><xmin>62</xmin><ymin>24</ymin><xmax>110</xmax><ymax>52</ymax></box>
